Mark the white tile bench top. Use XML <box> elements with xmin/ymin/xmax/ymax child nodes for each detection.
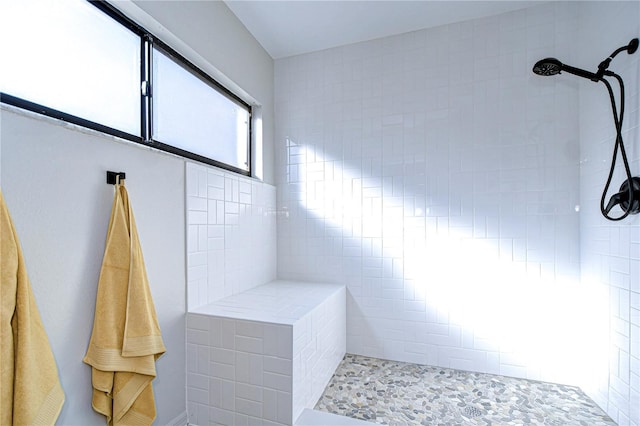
<box><xmin>189</xmin><ymin>280</ymin><xmax>345</xmax><ymax>325</ymax></box>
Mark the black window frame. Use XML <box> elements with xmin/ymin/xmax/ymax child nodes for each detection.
<box><xmin>0</xmin><ymin>0</ymin><xmax>252</xmax><ymax>177</ymax></box>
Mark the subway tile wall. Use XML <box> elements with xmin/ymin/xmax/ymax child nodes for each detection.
<box><xmin>186</xmin><ymin>162</ymin><xmax>277</xmax><ymax>310</ymax></box>
<box><xmin>275</xmin><ymin>2</ymin><xmax>587</xmax><ymax>390</ymax></box>
<box><xmin>578</xmin><ymin>2</ymin><xmax>640</xmax><ymax>425</ymax></box>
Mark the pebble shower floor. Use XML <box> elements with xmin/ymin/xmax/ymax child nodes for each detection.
<box><xmin>315</xmin><ymin>354</ymin><xmax>615</xmax><ymax>425</ymax></box>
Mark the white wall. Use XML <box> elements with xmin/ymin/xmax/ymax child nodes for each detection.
<box><xmin>275</xmin><ymin>1</ymin><xmax>640</xmax><ymax>424</ymax></box>
<box><xmin>1</xmin><ymin>107</ymin><xmax>186</xmax><ymax>425</ymax></box>
<box><xmin>185</xmin><ymin>162</ymin><xmax>277</xmax><ymax>310</ymax></box>
<box><xmin>0</xmin><ymin>0</ymin><xmax>275</xmax><ymax>424</ymax></box>
<box><xmin>578</xmin><ymin>2</ymin><xmax>640</xmax><ymax>425</ymax></box>
<box><xmin>275</xmin><ymin>2</ymin><xmax>588</xmax><ymax>386</ymax></box>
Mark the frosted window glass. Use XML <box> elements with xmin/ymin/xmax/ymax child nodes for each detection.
<box><xmin>152</xmin><ymin>49</ymin><xmax>250</xmax><ymax>171</ymax></box>
<box><xmin>0</xmin><ymin>0</ymin><xmax>140</xmax><ymax>136</ymax></box>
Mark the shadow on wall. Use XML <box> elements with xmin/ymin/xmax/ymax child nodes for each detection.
<box><xmin>283</xmin><ymin>138</ymin><xmax>609</xmax><ymax>390</ymax></box>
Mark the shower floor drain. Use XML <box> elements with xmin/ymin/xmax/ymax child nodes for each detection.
<box><xmin>462</xmin><ymin>406</ymin><xmax>483</xmax><ymax>418</ymax></box>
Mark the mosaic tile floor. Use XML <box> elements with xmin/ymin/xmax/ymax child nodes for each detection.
<box><xmin>315</xmin><ymin>354</ymin><xmax>615</xmax><ymax>426</ymax></box>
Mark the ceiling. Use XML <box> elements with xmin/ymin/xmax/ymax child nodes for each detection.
<box><xmin>224</xmin><ymin>0</ymin><xmax>545</xmax><ymax>59</ymax></box>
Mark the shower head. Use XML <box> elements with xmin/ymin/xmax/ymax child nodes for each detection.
<box><xmin>532</xmin><ymin>58</ymin><xmax>563</xmax><ymax>76</ymax></box>
<box><xmin>533</xmin><ymin>38</ymin><xmax>639</xmax><ymax>82</ymax></box>
<box><xmin>532</xmin><ymin>58</ymin><xmax>600</xmax><ymax>81</ymax></box>
<box><xmin>532</xmin><ymin>38</ymin><xmax>640</xmax><ymax>221</ymax></box>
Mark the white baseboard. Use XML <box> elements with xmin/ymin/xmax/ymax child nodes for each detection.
<box><xmin>168</xmin><ymin>411</ymin><xmax>189</xmax><ymax>426</ymax></box>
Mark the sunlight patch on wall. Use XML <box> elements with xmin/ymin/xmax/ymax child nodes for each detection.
<box><xmin>285</xmin><ymin>137</ymin><xmax>608</xmax><ymax>386</ymax></box>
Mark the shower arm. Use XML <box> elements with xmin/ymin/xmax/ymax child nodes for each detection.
<box><xmin>597</xmin><ymin>39</ymin><xmax>639</xmax><ymax>79</ymax></box>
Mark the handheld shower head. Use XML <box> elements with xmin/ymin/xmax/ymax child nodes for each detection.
<box><xmin>534</xmin><ymin>39</ymin><xmax>639</xmax><ymax>82</ymax></box>
<box><xmin>532</xmin><ymin>58</ymin><xmax>600</xmax><ymax>81</ymax></box>
<box><xmin>533</xmin><ymin>58</ymin><xmax>562</xmax><ymax>76</ymax></box>
<box><xmin>532</xmin><ymin>37</ymin><xmax>640</xmax><ymax>221</ymax></box>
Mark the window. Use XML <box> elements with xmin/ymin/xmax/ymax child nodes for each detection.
<box><xmin>0</xmin><ymin>0</ymin><xmax>141</xmax><ymax>136</ymax></box>
<box><xmin>0</xmin><ymin>0</ymin><xmax>251</xmax><ymax>176</ymax></box>
<box><xmin>152</xmin><ymin>47</ymin><xmax>250</xmax><ymax>173</ymax></box>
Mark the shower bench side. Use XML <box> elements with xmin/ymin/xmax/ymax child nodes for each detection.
<box><xmin>186</xmin><ymin>280</ymin><xmax>347</xmax><ymax>426</ymax></box>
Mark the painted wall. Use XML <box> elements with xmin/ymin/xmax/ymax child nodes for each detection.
<box><xmin>578</xmin><ymin>2</ymin><xmax>640</xmax><ymax>425</ymax></box>
<box><xmin>0</xmin><ymin>0</ymin><xmax>275</xmax><ymax>424</ymax></box>
<box><xmin>275</xmin><ymin>2</ymin><xmax>588</xmax><ymax>387</ymax></box>
<box><xmin>1</xmin><ymin>107</ymin><xmax>186</xmax><ymax>425</ymax></box>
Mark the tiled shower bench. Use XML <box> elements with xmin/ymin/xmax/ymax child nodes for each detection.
<box><xmin>186</xmin><ymin>280</ymin><xmax>346</xmax><ymax>426</ymax></box>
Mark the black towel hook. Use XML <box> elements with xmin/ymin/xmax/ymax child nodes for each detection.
<box><xmin>106</xmin><ymin>171</ymin><xmax>126</xmax><ymax>185</ymax></box>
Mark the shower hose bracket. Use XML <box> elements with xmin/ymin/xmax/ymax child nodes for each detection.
<box><xmin>605</xmin><ymin>177</ymin><xmax>640</xmax><ymax>215</ymax></box>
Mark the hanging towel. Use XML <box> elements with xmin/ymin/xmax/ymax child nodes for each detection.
<box><xmin>0</xmin><ymin>191</ymin><xmax>65</xmax><ymax>425</ymax></box>
<box><xmin>83</xmin><ymin>182</ymin><xmax>166</xmax><ymax>426</ymax></box>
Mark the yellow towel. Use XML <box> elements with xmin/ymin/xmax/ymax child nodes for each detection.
<box><xmin>83</xmin><ymin>182</ymin><xmax>166</xmax><ymax>426</ymax></box>
<box><xmin>0</xmin><ymin>191</ymin><xmax>65</xmax><ymax>425</ymax></box>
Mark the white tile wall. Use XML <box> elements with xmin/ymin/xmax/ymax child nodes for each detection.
<box><xmin>180</xmin><ymin>2</ymin><xmax>640</xmax><ymax>424</ymax></box>
<box><xmin>186</xmin><ymin>281</ymin><xmax>346</xmax><ymax>425</ymax></box>
<box><xmin>275</xmin><ymin>0</ymin><xmax>589</xmax><ymax>388</ymax></box>
<box><xmin>578</xmin><ymin>2</ymin><xmax>640</xmax><ymax>425</ymax></box>
<box><xmin>186</xmin><ymin>162</ymin><xmax>277</xmax><ymax>310</ymax></box>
